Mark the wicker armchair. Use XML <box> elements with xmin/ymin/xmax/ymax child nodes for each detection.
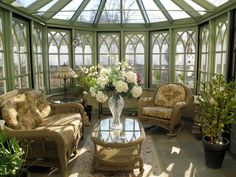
<box><xmin>0</xmin><ymin>89</ymin><xmax>87</xmax><ymax>177</ymax></box>
<box><xmin>137</xmin><ymin>83</ymin><xmax>193</xmax><ymax>136</ymax></box>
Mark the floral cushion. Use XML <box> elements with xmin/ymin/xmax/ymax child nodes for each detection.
<box><xmin>154</xmin><ymin>84</ymin><xmax>186</xmax><ymax>108</ymax></box>
<box><xmin>2</xmin><ymin>94</ymin><xmax>38</xmax><ymax>129</ymax></box>
<box><xmin>25</xmin><ymin>90</ymin><xmax>51</xmax><ymax>120</ymax></box>
<box><xmin>142</xmin><ymin>106</ymin><xmax>172</xmax><ymax>119</ymax></box>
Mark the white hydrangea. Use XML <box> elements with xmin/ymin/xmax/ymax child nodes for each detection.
<box><xmin>125</xmin><ymin>71</ymin><xmax>137</xmax><ymax>84</ymax></box>
<box><xmin>96</xmin><ymin>91</ymin><xmax>108</xmax><ymax>103</ymax></box>
<box><xmin>89</xmin><ymin>87</ymin><xmax>97</xmax><ymax>97</ymax></box>
<box><xmin>114</xmin><ymin>80</ymin><xmax>128</xmax><ymax>93</ymax></box>
<box><xmin>131</xmin><ymin>86</ymin><xmax>142</xmax><ymax>98</ymax></box>
<box><xmin>100</xmin><ymin>68</ymin><xmax>111</xmax><ymax>77</ymax></box>
<box><xmin>97</xmin><ymin>76</ymin><xmax>109</xmax><ymax>88</ymax></box>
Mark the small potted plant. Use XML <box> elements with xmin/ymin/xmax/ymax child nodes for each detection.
<box><xmin>0</xmin><ymin>132</ymin><xmax>29</xmax><ymax>177</ymax></box>
<box><xmin>197</xmin><ymin>74</ymin><xmax>236</xmax><ymax>168</ymax></box>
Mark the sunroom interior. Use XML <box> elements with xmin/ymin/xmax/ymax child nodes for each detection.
<box><xmin>0</xmin><ymin>0</ymin><xmax>236</xmax><ymax>176</ymax></box>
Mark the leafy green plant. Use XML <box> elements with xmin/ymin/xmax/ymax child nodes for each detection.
<box><xmin>76</xmin><ymin>65</ymin><xmax>97</xmax><ymax>97</ymax></box>
<box><xmin>197</xmin><ymin>74</ymin><xmax>236</xmax><ymax>144</ymax></box>
<box><xmin>0</xmin><ymin>132</ymin><xmax>25</xmax><ymax>177</ymax></box>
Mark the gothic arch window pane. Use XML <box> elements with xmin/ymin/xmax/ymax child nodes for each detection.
<box><xmin>125</xmin><ymin>33</ymin><xmax>145</xmax><ymax>85</ymax></box>
<box><xmin>33</xmin><ymin>24</ymin><xmax>44</xmax><ymax>91</ymax></box>
<box><xmin>174</xmin><ymin>30</ymin><xmax>196</xmax><ymax>89</ymax></box>
<box><xmin>214</xmin><ymin>17</ymin><xmax>228</xmax><ymax>75</ymax></box>
<box><xmin>48</xmin><ymin>29</ymin><xmax>70</xmax><ymax>90</ymax></box>
<box><xmin>98</xmin><ymin>33</ymin><xmax>120</xmax><ymax>66</ymax></box>
<box><xmin>151</xmin><ymin>32</ymin><xmax>169</xmax><ymax>86</ymax></box>
<box><xmin>12</xmin><ymin>18</ymin><xmax>30</xmax><ymax>89</ymax></box>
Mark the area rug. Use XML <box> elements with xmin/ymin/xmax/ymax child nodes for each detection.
<box><xmin>47</xmin><ymin>135</ymin><xmax>160</xmax><ymax>177</ymax></box>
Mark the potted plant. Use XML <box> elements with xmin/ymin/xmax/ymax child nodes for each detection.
<box><xmin>197</xmin><ymin>74</ymin><xmax>236</xmax><ymax>168</ymax></box>
<box><xmin>0</xmin><ymin>132</ymin><xmax>29</xmax><ymax>177</ymax></box>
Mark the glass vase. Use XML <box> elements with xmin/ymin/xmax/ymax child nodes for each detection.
<box><xmin>108</xmin><ymin>94</ymin><xmax>124</xmax><ymax>130</ymax></box>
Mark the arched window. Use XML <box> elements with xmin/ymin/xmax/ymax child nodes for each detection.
<box><xmin>151</xmin><ymin>31</ymin><xmax>169</xmax><ymax>87</ymax></box>
<box><xmin>98</xmin><ymin>33</ymin><xmax>120</xmax><ymax>66</ymax></box>
<box><xmin>199</xmin><ymin>25</ymin><xmax>209</xmax><ymax>82</ymax></box>
<box><xmin>33</xmin><ymin>24</ymin><xmax>44</xmax><ymax>90</ymax></box>
<box><xmin>125</xmin><ymin>33</ymin><xmax>145</xmax><ymax>85</ymax></box>
<box><xmin>74</xmin><ymin>32</ymin><xmax>93</xmax><ymax>68</ymax></box>
<box><xmin>12</xmin><ymin>18</ymin><xmax>30</xmax><ymax>89</ymax></box>
<box><xmin>175</xmin><ymin>30</ymin><xmax>196</xmax><ymax>89</ymax></box>
<box><xmin>48</xmin><ymin>30</ymin><xmax>70</xmax><ymax>90</ymax></box>
<box><xmin>214</xmin><ymin>17</ymin><xmax>228</xmax><ymax>75</ymax></box>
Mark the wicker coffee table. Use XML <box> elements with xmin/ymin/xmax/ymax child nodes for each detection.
<box><xmin>91</xmin><ymin>117</ymin><xmax>145</xmax><ymax>173</ymax></box>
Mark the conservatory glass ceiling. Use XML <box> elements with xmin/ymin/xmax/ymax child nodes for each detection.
<box><xmin>3</xmin><ymin>0</ymin><xmax>231</xmax><ymax>24</ymax></box>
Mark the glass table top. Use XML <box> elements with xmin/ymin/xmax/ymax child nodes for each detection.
<box><xmin>91</xmin><ymin>117</ymin><xmax>145</xmax><ymax>144</ymax></box>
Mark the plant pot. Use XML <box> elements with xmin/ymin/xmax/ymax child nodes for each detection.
<box><xmin>202</xmin><ymin>135</ymin><xmax>229</xmax><ymax>169</ymax></box>
<box><xmin>19</xmin><ymin>169</ymin><xmax>30</xmax><ymax>177</ymax></box>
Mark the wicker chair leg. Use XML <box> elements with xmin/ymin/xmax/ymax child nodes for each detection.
<box><xmin>139</xmin><ymin>159</ymin><xmax>144</xmax><ymax>173</ymax></box>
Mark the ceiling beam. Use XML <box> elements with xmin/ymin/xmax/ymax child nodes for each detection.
<box><xmin>192</xmin><ymin>0</ymin><xmax>215</xmax><ymax>11</ymax></box>
<box><xmin>93</xmin><ymin>0</ymin><xmax>107</xmax><ymax>25</ymax></box>
<box><xmin>136</xmin><ymin>0</ymin><xmax>150</xmax><ymax>24</ymax></box>
<box><xmin>42</xmin><ymin>0</ymin><xmax>72</xmax><ymax>20</ymax></box>
<box><xmin>28</xmin><ymin>0</ymin><xmax>53</xmax><ymax>14</ymax></box>
<box><xmin>153</xmin><ymin>0</ymin><xmax>173</xmax><ymax>23</ymax></box>
<box><xmin>6</xmin><ymin>0</ymin><xmax>16</xmax><ymax>4</ymax></box>
<box><xmin>70</xmin><ymin>0</ymin><xmax>90</xmax><ymax>22</ymax></box>
<box><xmin>172</xmin><ymin>0</ymin><xmax>201</xmax><ymax>20</ymax></box>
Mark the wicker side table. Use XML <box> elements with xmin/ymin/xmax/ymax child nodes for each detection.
<box><xmin>91</xmin><ymin>117</ymin><xmax>145</xmax><ymax>173</ymax></box>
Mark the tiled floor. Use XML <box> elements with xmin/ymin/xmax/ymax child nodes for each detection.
<box><xmin>146</xmin><ymin>118</ymin><xmax>236</xmax><ymax>177</ymax></box>
<box><xmin>29</xmin><ymin>117</ymin><xmax>236</xmax><ymax>177</ymax></box>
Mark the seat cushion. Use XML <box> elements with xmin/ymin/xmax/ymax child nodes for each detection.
<box><xmin>37</xmin><ymin>113</ymin><xmax>82</xmax><ymax>145</ymax></box>
<box><xmin>154</xmin><ymin>84</ymin><xmax>185</xmax><ymax>108</ymax></box>
<box><xmin>142</xmin><ymin>106</ymin><xmax>172</xmax><ymax>119</ymax></box>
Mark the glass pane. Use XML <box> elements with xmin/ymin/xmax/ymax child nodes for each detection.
<box><xmin>60</xmin><ymin>55</ymin><xmax>69</xmax><ymax>65</ymax></box>
<box><xmin>152</xmin><ymin>54</ymin><xmax>160</xmax><ymax>68</ymax></box>
<box><xmin>186</xmin><ymin>55</ymin><xmax>195</xmax><ymax>71</ymax></box>
<box><xmin>12</xmin><ymin>0</ymin><xmax>37</xmax><ymax>7</ymax></box>
<box><xmin>75</xmin><ymin>55</ymin><xmax>83</xmax><ymax>67</ymax></box>
<box><xmin>15</xmin><ymin>78</ymin><xmax>20</xmax><ymax>89</ymax></box>
<box><xmin>84</xmin><ymin>45</ymin><xmax>91</xmax><ymax>53</ymax></box>
<box><xmin>60</xmin><ymin>40</ymin><xmax>69</xmax><ymax>53</ymax></box>
<box><xmin>21</xmin><ymin>54</ymin><xmax>27</xmax><ymax>74</ymax></box>
<box><xmin>201</xmin><ymin>54</ymin><xmax>206</xmax><ymax>71</ymax></box>
<box><xmin>126</xmin><ymin>55</ymin><xmax>134</xmax><ymax>65</ymax></box>
<box><xmin>14</xmin><ymin>54</ymin><xmax>20</xmax><ymax>75</ymax></box>
<box><xmin>136</xmin><ymin>43</ymin><xmax>144</xmax><ymax>53</ymax></box>
<box><xmin>142</xmin><ymin>0</ymin><xmax>167</xmax><ymax>22</ymax></box>
<box><xmin>75</xmin><ymin>46</ymin><xmax>83</xmax><ymax>53</ymax></box>
<box><xmin>77</xmin><ymin>0</ymin><xmax>101</xmax><ymax>23</ymax></box>
<box><xmin>53</xmin><ymin>0</ymin><xmax>83</xmax><ymax>20</ymax></box>
<box><xmin>205</xmin><ymin>0</ymin><xmax>229</xmax><ymax>7</ymax></box>
<box><xmin>186</xmin><ymin>72</ymin><xmax>194</xmax><ymax>88</ymax></box>
<box><xmin>153</xmin><ymin>44</ymin><xmax>160</xmax><ymax>53</ymax></box>
<box><xmin>84</xmin><ymin>55</ymin><xmax>92</xmax><ymax>66</ymax></box>
<box><xmin>123</xmin><ymin>0</ymin><xmax>144</xmax><ymax>23</ymax></box>
<box><xmin>49</xmin><ymin>54</ymin><xmax>59</xmax><ymax>71</ymax></box>
<box><xmin>159</xmin><ymin>0</ymin><xmax>190</xmax><ymax>20</ymax></box>
<box><xmin>100</xmin><ymin>0</ymin><xmax>120</xmax><ymax>23</ymax></box>
<box><xmin>152</xmin><ymin>70</ymin><xmax>159</xmax><ymax>84</ymax></box>
<box><xmin>126</xmin><ymin>44</ymin><xmax>135</xmax><ymax>53</ymax></box>
<box><xmin>50</xmin><ymin>74</ymin><xmax>60</xmax><ymax>89</ymax></box>
<box><xmin>21</xmin><ymin>76</ymin><xmax>29</xmax><ymax>88</ymax></box>
<box><xmin>175</xmin><ymin>71</ymin><xmax>184</xmax><ymax>83</ymax></box>
<box><xmin>161</xmin><ymin>54</ymin><xmax>169</xmax><ymax>66</ymax></box>
<box><xmin>176</xmin><ymin>41</ymin><xmax>184</xmax><ymax>53</ymax></box>
<box><xmin>215</xmin><ymin>53</ymin><xmax>222</xmax><ymax>73</ymax></box>
<box><xmin>160</xmin><ymin>70</ymin><xmax>169</xmax><ymax>83</ymax></box>
<box><xmin>183</xmin><ymin>0</ymin><xmax>206</xmax><ymax>15</ymax></box>
<box><xmin>135</xmin><ymin>55</ymin><xmax>144</xmax><ymax>65</ymax></box>
<box><xmin>175</xmin><ymin>54</ymin><xmax>184</xmax><ymax>70</ymax></box>
<box><xmin>37</xmin><ymin>0</ymin><xmax>59</xmax><ymax>15</ymax></box>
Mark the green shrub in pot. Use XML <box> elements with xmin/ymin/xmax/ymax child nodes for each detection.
<box><xmin>197</xmin><ymin>74</ymin><xmax>236</xmax><ymax>168</ymax></box>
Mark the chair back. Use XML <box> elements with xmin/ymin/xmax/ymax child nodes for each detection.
<box><xmin>153</xmin><ymin>83</ymin><xmax>192</xmax><ymax>108</ymax></box>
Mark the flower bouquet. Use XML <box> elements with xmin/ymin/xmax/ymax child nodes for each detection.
<box><xmin>89</xmin><ymin>61</ymin><xmax>142</xmax><ymax>129</ymax></box>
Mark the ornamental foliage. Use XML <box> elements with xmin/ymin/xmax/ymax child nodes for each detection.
<box><xmin>89</xmin><ymin>61</ymin><xmax>142</xmax><ymax>103</ymax></box>
<box><xmin>197</xmin><ymin>74</ymin><xmax>236</xmax><ymax>144</ymax></box>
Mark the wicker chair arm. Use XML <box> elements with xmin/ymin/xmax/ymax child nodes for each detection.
<box><xmin>2</xmin><ymin>126</ymin><xmax>66</xmax><ymax>147</ymax></box>
<box><xmin>170</xmin><ymin>102</ymin><xmax>187</xmax><ymax>124</ymax></box>
<box><xmin>137</xmin><ymin>97</ymin><xmax>154</xmax><ymax>115</ymax></box>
